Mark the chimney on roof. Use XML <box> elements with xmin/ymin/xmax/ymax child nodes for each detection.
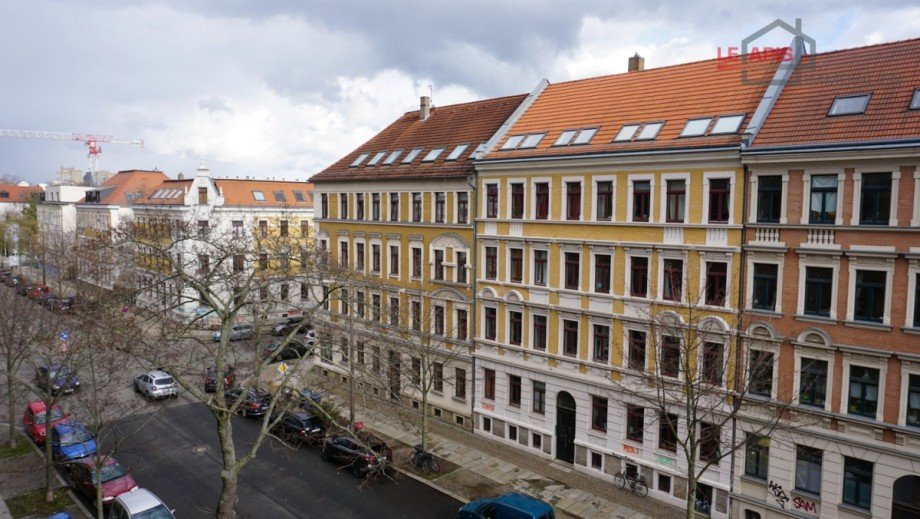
<box><xmin>420</xmin><ymin>96</ymin><xmax>431</xmax><ymax>121</ymax></box>
<box><xmin>628</xmin><ymin>53</ymin><xmax>645</xmax><ymax>72</ymax></box>
<box><xmin>177</xmin><ymin>172</ymin><xmax>185</xmax><ymax>180</ymax></box>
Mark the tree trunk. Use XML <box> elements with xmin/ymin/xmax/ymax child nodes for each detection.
<box><xmin>685</xmin><ymin>472</ymin><xmax>696</xmax><ymax>519</ymax></box>
<box><xmin>215</xmin><ymin>415</ymin><xmax>238</xmax><ymax>519</ymax></box>
<box><xmin>6</xmin><ymin>358</ymin><xmax>15</xmax><ymax>448</ymax></box>
<box><xmin>95</xmin><ymin>466</ymin><xmax>105</xmax><ymax>519</ymax></box>
<box><xmin>44</xmin><ymin>422</ymin><xmax>54</xmax><ymax>503</ymax></box>
<box><xmin>421</xmin><ymin>386</ymin><xmax>428</xmax><ymax>451</ymax></box>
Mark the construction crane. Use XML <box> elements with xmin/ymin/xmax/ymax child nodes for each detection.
<box><xmin>0</xmin><ymin>128</ymin><xmax>145</xmax><ymax>179</ymax></box>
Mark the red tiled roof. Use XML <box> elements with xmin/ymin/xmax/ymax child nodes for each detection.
<box><xmin>78</xmin><ymin>170</ymin><xmax>168</xmax><ymax>206</ymax></box>
<box><xmin>138</xmin><ymin>178</ymin><xmax>314</xmax><ymax>208</ymax></box>
<box><xmin>0</xmin><ymin>184</ymin><xmax>41</xmax><ymax>203</ymax></box>
<box><xmin>310</xmin><ymin>94</ymin><xmax>528</xmax><ymax>182</ymax></box>
<box><xmin>484</xmin><ymin>52</ymin><xmax>784</xmax><ymax>161</ymax></box>
<box><xmin>752</xmin><ymin>38</ymin><xmax>920</xmax><ymax>148</ymax></box>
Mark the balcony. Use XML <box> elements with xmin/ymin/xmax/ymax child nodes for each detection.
<box><xmin>805</xmin><ymin>228</ymin><xmax>837</xmax><ymax>248</ymax></box>
<box><xmin>750</xmin><ymin>227</ymin><xmax>781</xmax><ymax>246</ymax></box>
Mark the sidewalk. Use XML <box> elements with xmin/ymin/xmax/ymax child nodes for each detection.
<box><xmin>352</xmin><ymin>402</ymin><xmax>681</xmax><ymax>519</ymax></box>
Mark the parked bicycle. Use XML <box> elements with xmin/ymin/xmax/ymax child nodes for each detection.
<box><xmin>614</xmin><ymin>471</ymin><xmax>648</xmax><ymax>497</ymax></box>
<box><xmin>409</xmin><ymin>444</ymin><xmax>440</xmax><ymax>474</ymax></box>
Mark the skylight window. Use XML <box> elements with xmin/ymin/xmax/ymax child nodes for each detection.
<box><xmin>171</xmin><ymin>190</ymin><xmax>183</xmax><ymax>199</ymax></box>
<box><xmin>422</xmin><ymin>147</ymin><xmax>444</xmax><ymax>162</ymax></box>
<box><xmin>519</xmin><ymin>133</ymin><xmax>545</xmax><ymax>149</ymax></box>
<box><xmin>383</xmin><ymin>150</ymin><xmax>402</xmax><ymax>165</ymax></box>
<box><xmin>501</xmin><ymin>135</ymin><xmax>525</xmax><ymax>149</ymax></box>
<box><xmin>350</xmin><ymin>153</ymin><xmax>369</xmax><ymax>167</ymax></box>
<box><xmin>828</xmin><ymin>94</ymin><xmax>870</xmax><ymax>116</ymax></box>
<box><xmin>571</xmin><ymin>128</ymin><xmax>597</xmax><ymax>145</ymax></box>
<box><xmin>710</xmin><ymin>115</ymin><xmax>745</xmax><ymax>135</ymax></box>
<box><xmin>273</xmin><ymin>191</ymin><xmax>286</xmax><ymax>202</ymax></box>
<box><xmin>293</xmin><ymin>191</ymin><xmax>305</xmax><ymax>202</ymax></box>
<box><xmin>470</xmin><ymin>142</ymin><xmax>488</xmax><ymax>159</ymax></box>
<box><xmin>680</xmin><ymin>118</ymin><xmax>712</xmax><ymax>137</ymax></box>
<box><xmin>402</xmin><ymin>148</ymin><xmax>423</xmax><ymax>164</ymax></box>
<box><xmin>446</xmin><ymin>144</ymin><xmax>469</xmax><ymax>161</ymax></box>
<box><xmin>910</xmin><ymin>89</ymin><xmax>920</xmax><ymax>110</ymax></box>
<box><xmin>367</xmin><ymin>151</ymin><xmax>387</xmax><ymax>166</ymax></box>
<box><xmin>636</xmin><ymin>122</ymin><xmax>664</xmax><ymax>140</ymax></box>
<box><xmin>554</xmin><ymin>130</ymin><xmax>578</xmax><ymax>146</ymax></box>
<box><xmin>614</xmin><ymin>124</ymin><xmax>640</xmax><ymax>141</ymax></box>
<box><xmin>252</xmin><ymin>190</ymin><xmax>265</xmax><ymax>201</ymax></box>
<box><xmin>150</xmin><ymin>189</ymin><xmax>163</xmax><ymax>199</ymax></box>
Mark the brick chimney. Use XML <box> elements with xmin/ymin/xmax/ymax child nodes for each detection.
<box><xmin>628</xmin><ymin>53</ymin><xmax>645</xmax><ymax>72</ymax></box>
<box><xmin>420</xmin><ymin>96</ymin><xmax>431</xmax><ymax>121</ymax></box>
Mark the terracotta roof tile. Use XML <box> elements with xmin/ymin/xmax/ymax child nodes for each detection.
<box><xmin>79</xmin><ymin>170</ymin><xmax>168</xmax><ymax>206</ymax></box>
<box><xmin>484</xmin><ymin>52</ymin><xmax>784</xmax><ymax>160</ymax></box>
<box><xmin>753</xmin><ymin>38</ymin><xmax>920</xmax><ymax>148</ymax></box>
<box><xmin>310</xmin><ymin>94</ymin><xmax>528</xmax><ymax>183</ymax></box>
<box><xmin>0</xmin><ymin>184</ymin><xmax>41</xmax><ymax>203</ymax></box>
<box><xmin>138</xmin><ymin>178</ymin><xmax>314</xmax><ymax>208</ymax></box>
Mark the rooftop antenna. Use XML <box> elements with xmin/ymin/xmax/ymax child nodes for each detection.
<box><xmin>428</xmin><ymin>84</ymin><xmax>434</xmax><ymax>107</ymax></box>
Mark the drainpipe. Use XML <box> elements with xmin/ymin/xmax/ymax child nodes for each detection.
<box><xmin>728</xmin><ymin>163</ymin><xmax>752</xmax><ymax>516</ymax></box>
<box><xmin>467</xmin><ymin>172</ymin><xmax>478</xmax><ymax>432</ymax></box>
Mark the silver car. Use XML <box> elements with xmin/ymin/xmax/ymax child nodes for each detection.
<box><xmin>111</xmin><ymin>487</ymin><xmax>175</xmax><ymax>519</ymax></box>
<box><xmin>134</xmin><ymin>370</ymin><xmax>179</xmax><ymax>400</ymax></box>
<box><xmin>212</xmin><ymin>323</ymin><xmax>255</xmax><ymax>342</ymax></box>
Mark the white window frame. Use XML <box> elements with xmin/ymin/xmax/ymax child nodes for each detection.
<box><xmin>506</xmin><ymin>180</ymin><xmax>526</xmax><ymax>220</ymax></box>
<box><xmin>481</xmin><ymin>241</ymin><xmax>499</xmax><ymax>281</ymax></box>
<box><xmin>530</xmin><ymin>312</ymin><xmax>548</xmax><ymax>350</ymax></box>
<box><xmin>505</xmin><ymin>243</ymin><xmax>525</xmax><ymax>284</ymax></box>
<box><xmin>529</xmin><ymin>177</ymin><xmax>553</xmax><ymax>220</ymax></box>
<box><xmin>839</xmin><ymin>355</ymin><xmax>888</xmax><ymax>421</ymax></box>
<box><xmin>388</xmin><ymin>192</ymin><xmax>401</xmax><ymax>222</ymax></box>
<box><xmin>658</xmin><ymin>251</ymin><xmax>687</xmax><ymax>303</ymax></box>
<box><xmin>530</xmin><ymin>245</ymin><xmax>550</xmax><ymax>287</ymax></box>
<box><xmin>591</xmin><ymin>175</ymin><xmax>617</xmax><ymax>223</ymax></box>
<box><xmin>912</xmin><ymin>170</ymin><xmax>920</xmax><ymax>227</ymax></box>
<box><xmin>558</xmin><ymin>314</ymin><xmax>580</xmax><ymax>357</ymax></box>
<box><xmin>561</xmin><ymin>176</ymin><xmax>585</xmax><ymax>222</ymax></box>
<box><xmin>905</xmin><ymin>259</ymin><xmax>920</xmax><ymax>328</ymax></box>
<box><xmin>409</xmin><ymin>243</ymin><xmax>424</xmax><ymax>281</ymax></box>
<box><xmin>701</xmin><ymin>171</ymin><xmax>736</xmax><ymax>225</ymax></box>
<box><xmin>482</xmin><ymin>181</ymin><xmax>500</xmax><ymax>219</ymax></box>
<box><xmin>851</xmin><ymin>168</ymin><xmax>900</xmax><ymax>226</ymax></box>
<box><xmin>354</xmin><ymin>237</ymin><xmax>367</xmax><ymax>273</ymax></box>
<box><xmin>845</xmin><ymin>256</ymin><xmax>894</xmax><ymax>325</ymax></box>
<box><xmin>454</xmin><ymin>248</ymin><xmax>470</xmax><ymax>284</ymax></box>
<box><xmin>745</xmin><ymin>253</ymin><xmax>784</xmax><ymax>313</ymax></box>
<box><xmin>898</xmin><ymin>360</ymin><xmax>920</xmax><ymax>427</ymax></box>
<box><xmin>480</xmin><ymin>302</ymin><xmax>498</xmax><ymax>342</ymax></box>
<box><xmin>369</xmin><ymin>238</ymin><xmax>383</xmax><ymax>275</ymax></box>
<box><xmin>656</xmin><ymin>329</ymin><xmax>685</xmax><ymax>381</ymax></box>
<box><xmin>506</xmin><ymin>306</ymin><xmax>524</xmax><ymax>347</ymax></box>
<box><xmin>797</xmin><ymin>254</ymin><xmax>841</xmax><ymax>319</ymax></box>
<box><xmin>589</xmin><ymin>246</ymin><xmax>615</xmax><ymax>295</ymax></box>
<box><xmin>430</xmin><ymin>245</ymin><xmax>447</xmax><ymax>281</ymax></box>
<box><xmin>454</xmin><ymin>305</ymin><xmax>470</xmax><ymax>341</ymax></box>
<box><xmin>801</xmin><ymin>171</ymin><xmax>845</xmax><ymax>225</ymax></box>
<box><xmin>589</xmin><ymin>319</ymin><xmax>611</xmax><ymax>364</ymax></box>
<box><xmin>559</xmin><ymin>246</ymin><xmax>582</xmax><ymax>292</ymax></box>
<box><xmin>697</xmin><ymin>333</ymin><xmax>728</xmax><ymax>388</ymax></box>
<box><xmin>748</xmin><ymin>170</ymin><xmax>789</xmax><ymax>224</ymax></box>
<box><xmin>659</xmin><ymin>173</ymin><xmax>691</xmax><ymax>224</ymax></box>
<box><xmin>454</xmin><ymin>190</ymin><xmax>471</xmax><ymax>225</ymax></box>
<box><xmin>698</xmin><ymin>251</ymin><xmax>732</xmax><ymax>310</ymax></box>
<box><xmin>622</xmin><ymin>324</ymin><xmax>649</xmax><ymax>370</ymax></box>
<box><xmin>745</xmin><ymin>341</ymin><xmax>780</xmax><ymax>399</ymax></box>
<box><xmin>792</xmin><ymin>346</ymin><xmax>835</xmax><ymax>413</ymax></box>
<box><xmin>624</xmin><ymin>249</ymin><xmax>652</xmax><ymax>300</ymax></box>
<box><xmin>386</xmin><ymin>239</ymin><xmax>401</xmax><ymax>279</ymax></box>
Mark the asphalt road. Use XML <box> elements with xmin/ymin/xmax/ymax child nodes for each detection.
<box><xmin>105</xmin><ymin>402</ymin><xmax>462</xmax><ymax>518</ymax></box>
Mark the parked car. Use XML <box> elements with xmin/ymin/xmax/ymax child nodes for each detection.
<box><xmin>50</xmin><ymin>421</ymin><xmax>97</xmax><ymax>461</ymax></box>
<box><xmin>224</xmin><ymin>389</ymin><xmax>271</xmax><ymax>417</ymax></box>
<box><xmin>269</xmin><ymin>410</ymin><xmax>325</xmax><ymax>445</ymax></box>
<box><xmin>26</xmin><ymin>284</ymin><xmax>51</xmax><ymax>300</ymax></box>
<box><xmin>68</xmin><ymin>455</ymin><xmax>138</xmax><ymax>505</ymax></box>
<box><xmin>16</xmin><ymin>282</ymin><xmax>36</xmax><ymax>296</ymax></box>
<box><xmin>321</xmin><ymin>432</ymin><xmax>393</xmax><ymax>478</ymax></box>
<box><xmin>22</xmin><ymin>401</ymin><xmax>68</xmax><ymax>445</ymax></box>
<box><xmin>262</xmin><ymin>338</ymin><xmax>312</xmax><ymax>362</ymax></box>
<box><xmin>42</xmin><ymin>296</ymin><xmax>75</xmax><ymax>314</ymax></box>
<box><xmin>212</xmin><ymin>323</ymin><xmax>255</xmax><ymax>342</ymax></box>
<box><xmin>134</xmin><ymin>370</ymin><xmax>179</xmax><ymax>400</ymax></box>
<box><xmin>2</xmin><ymin>273</ymin><xmax>21</xmax><ymax>287</ymax></box>
<box><xmin>203</xmin><ymin>365</ymin><xmax>235</xmax><ymax>393</ymax></box>
<box><xmin>271</xmin><ymin>316</ymin><xmax>309</xmax><ymax>336</ymax></box>
<box><xmin>110</xmin><ymin>487</ymin><xmax>175</xmax><ymax>519</ymax></box>
<box><xmin>35</xmin><ymin>365</ymin><xmax>81</xmax><ymax>395</ymax></box>
<box><xmin>457</xmin><ymin>493</ymin><xmax>556</xmax><ymax>519</ymax></box>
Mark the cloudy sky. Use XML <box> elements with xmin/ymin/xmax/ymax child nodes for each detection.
<box><xmin>1</xmin><ymin>0</ymin><xmax>918</xmax><ymax>184</ymax></box>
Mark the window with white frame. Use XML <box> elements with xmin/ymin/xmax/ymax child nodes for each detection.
<box><xmin>799</xmin><ymin>260</ymin><xmax>838</xmax><ymax>319</ymax></box>
<box><xmin>626</xmin><ymin>329</ymin><xmax>647</xmax><ymax>371</ymax></box>
<box><xmin>532</xmin><ymin>249</ymin><xmax>548</xmax><ymax>286</ymax></box>
<box><xmin>661</xmin><ymin>257</ymin><xmax>683</xmax><ymax>302</ymax></box>
<box><xmin>594</xmin><ymin>179</ymin><xmax>614</xmax><ymax>221</ymax></box>
<box><xmin>564</xmin><ymin>180</ymin><xmax>583</xmax><ymax>221</ymax></box>
<box><xmin>846</xmin><ymin>258</ymin><xmax>892</xmax><ymax>325</ymax></box>
<box><xmin>748</xmin><ymin>348</ymin><xmax>775</xmax><ymax>397</ymax></box>
<box><xmin>703</xmin><ymin>174</ymin><xmax>733</xmax><ymax>224</ymax></box>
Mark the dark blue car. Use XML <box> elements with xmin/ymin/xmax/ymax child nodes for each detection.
<box><xmin>35</xmin><ymin>365</ymin><xmax>81</xmax><ymax>396</ymax></box>
<box><xmin>458</xmin><ymin>493</ymin><xmax>555</xmax><ymax>519</ymax></box>
<box><xmin>50</xmin><ymin>421</ymin><xmax>97</xmax><ymax>461</ymax></box>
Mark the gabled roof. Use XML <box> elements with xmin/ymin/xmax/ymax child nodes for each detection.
<box><xmin>0</xmin><ymin>184</ymin><xmax>42</xmax><ymax>203</ymax></box>
<box><xmin>483</xmin><ymin>52</ymin><xmax>785</xmax><ymax>161</ymax></box>
<box><xmin>310</xmin><ymin>94</ymin><xmax>528</xmax><ymax>183</ymax></box>
<box><xmin>79</xmin><ymin>170</ymin><xmax>168</xmax><ymax>207</ymax></box>
<box><xmin>752</xmin><ymin>38</ymin><xmax>920</xmax><ymax>149</ymax></box>
<box><xmin>137</xmin><ymin>178</ymin><xmax>314</xmax><ymax>208</ymax></box>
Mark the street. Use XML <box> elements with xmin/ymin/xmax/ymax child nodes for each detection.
<box><xmin>102</xmin><ymin>401</ymin><xmax>462</xmax><ymax>518</ymax></box>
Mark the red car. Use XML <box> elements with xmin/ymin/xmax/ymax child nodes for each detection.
<box><xmin>27</xmin><ymin>284</ymin><xmax>51</xmax><ymax>300</ymax></box>
<box><xmin>68</xmin><ymin>456</ymin><xmax>138</xmax><ymax>505</ymax></box>
<box><xmin>22</xmin><ymin>401</ymin><xmax>68</xmax><ymax>445</ymax></box>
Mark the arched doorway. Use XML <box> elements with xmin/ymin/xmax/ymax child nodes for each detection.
<box><xmin>555</xmin><ymin>391</ymin><xmax>576</xmax><ymax>463</ymax></box>
<box><xmin>892</xmin><ymin>475</ymin><xmax>920</xmax><ymax>519</ymax></box>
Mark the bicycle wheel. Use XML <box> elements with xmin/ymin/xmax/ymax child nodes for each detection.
<box><xmin>429</xmin><ymin>458</ymin><xmax>440</xmax><ymax>473</ymax></box>
<box><xmin>614</xmin><ymin>473</ymin><xmax>626</xmax><ymax>489</ymax></box>
<box><xmin>421</xmin><ymin>457</ymin><xmax>432</xmax><ymax>474</ymax></box>
<box><xmin>409</xmin><ymin>452</ymin><xmax>419</xmax><ymax>469</ymax></box>
<box><xmin>634</xmin><ymin>479</ymin><xmax>648</xmax><ymax>497</ymax></box>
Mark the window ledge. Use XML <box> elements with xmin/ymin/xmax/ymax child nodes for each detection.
<box><xmin>790</xmin><ymin>488</ymin><xmax>821</xmax><ymax>503</ymax></box>
<box><xmin>844</xmin><ymin>320</ymin><xmax>891</xmax><ymax>331</ymax></box>
<box><xmin>837</xmin><ymin>503</ymin><xmax>872</xmax><ymax>518</ymax></box>
<box><xmin>739</xmin><ymin>474</ymin><xmax>768</xmax><ymax>486</ymax></box>
<box><xmin>747</xmin><ymin>308</ymin><xmax>782</xmax><ymax>317</ymax></box>
<box><xmin>901</xmin><ymin>327</ymin><xmax>920</xmax><ymax>336</ymax></box>
<box><xmin>794</xmin><ymin>314</ymin><xmax>838</xmax><ymax>325</ymax></box>
<box><xmin>451</xmin><ymin>396</ymin><xmax>467</xmax><ymax>403</ymax></box>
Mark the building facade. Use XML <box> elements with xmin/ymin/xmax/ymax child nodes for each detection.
<box><xmin>310</xmin><ymin>94</ymin><xmax>529</xmax><ymax>427</ymax></box>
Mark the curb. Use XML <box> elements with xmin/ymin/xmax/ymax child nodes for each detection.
<box><xmin>389</xmin><ymin>464</ymin><xmax>469</xmax><ymax>506</ymax></box>
<box><xmin>25</xmin><ymin>437</ymin><xmax>93</xmax><ymax>519</ymax></box>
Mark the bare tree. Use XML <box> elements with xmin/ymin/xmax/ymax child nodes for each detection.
<box><xmin>0</xmin><ymin>284</ymin><xmax>46</xmax><ymax>448</ymax></box>
<box><xmin>611</xmin><ymin>281</ymin><xmax>801</xmax><ymax>519</ymax></box>
<box><xmin>111</xmin><ymin>210</ymin><xmax>354</xmax><ymax>518</ymax></box>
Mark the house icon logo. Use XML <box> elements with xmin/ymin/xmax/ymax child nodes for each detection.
<box><xmin>741</xmin><ymin>18</ymin><xmax>817</xmax><ymax>85</ymax></box>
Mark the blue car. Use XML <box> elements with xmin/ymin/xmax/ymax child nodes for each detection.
<box><xmin>35</xmin><ymin>365</ymin><xmax>81</xmax><ymax>396</ymax></box>
<box><xmin>50</xmin><ymin>421</ymin><xmax>96</xmax><ymax>461</ymax></box>
<box><xmin>458</xmin><ymin>493</ymin><xmax>555</xmax><ymax>519</ymax></box>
